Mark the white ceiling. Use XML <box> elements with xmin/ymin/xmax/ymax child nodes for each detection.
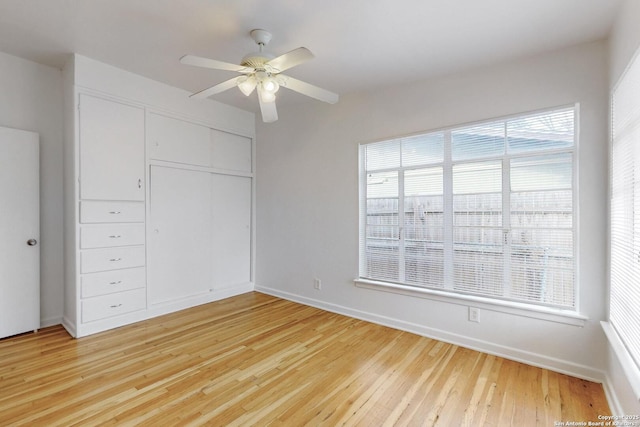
<box><xmin>0</xmin><ymin>0</ymin><xmax>622</xmax><ymax>113</ymax></box>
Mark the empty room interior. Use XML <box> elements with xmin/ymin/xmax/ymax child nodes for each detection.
<box><xmin>1</xmin><ymin>0</ymin><xmax>640</xmax><ymax>424</ymax></box>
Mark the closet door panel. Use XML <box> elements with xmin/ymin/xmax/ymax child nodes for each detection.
<box><xmin>148</xmin><ymin>166</ymin><xmax>213</xmax><ymax>305</ymax></box>
<box><xmin>211</xmin><ymin>174</ymin><xmax>251</xmax><ymax>287</ymax></box>
<box><xmin>79</xmin><ymin>95</ymin><xmax>145</xmax><ymax>201</ymax></box>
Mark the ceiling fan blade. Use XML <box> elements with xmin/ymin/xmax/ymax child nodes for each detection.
<box><xmin>266</xmin><ymin>47</ymin><xmax>314</xmax><ymax>73</ymax></box>
<box><xmin>180</xmin><ymin>55</ymin><xmax>253</xmax><ymax>73</ymax></box>
<box><xmin>279</xmin><ymin>75</ymin><xmax>339</xmax><ymax>104</ymax></box>
<box><xmin>258</xmin><ymin>90</ymin><xmax>278</xmax><ymax>123</ymax></box>
<box><xmin>190</xmin><ymin>76</ymin><xmax>241</xmax><ymax>99</ymax></box>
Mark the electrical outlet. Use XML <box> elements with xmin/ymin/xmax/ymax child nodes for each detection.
<box><xmin>314</xmin><ymin>278</ymin><xmax>322</xmax><ymax>290</ymax></box>
<box><xmin>469</xmin><ymin>307</ymin><xmax>480</xmax><ymax>323</ymax></box>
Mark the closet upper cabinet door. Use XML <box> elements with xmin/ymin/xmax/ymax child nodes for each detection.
<box><xmin>210</xmin><ymin>129</ymin><xmax>252</xmax><ymax>173</ymax></box>
<box><xmin>79</xmin><ymin>95</ymin><xmax>145</xmax><ymax>201</ymax></box>
<box><xmin>148</xmin><ymin>113</ymin><xmax>211</xmax><ymax>167</ymax></box>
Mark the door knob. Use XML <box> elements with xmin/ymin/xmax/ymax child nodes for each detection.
<box><xmin>27</xmin><ymin>238</ymin><xmax>38</xmax><ymax>246</ymax></box>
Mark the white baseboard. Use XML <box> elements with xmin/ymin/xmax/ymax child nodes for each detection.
<box><xmin>61</xmin><ymin>316</ymin><xmax>77</xmax><ymax>337</ymax></box>
<box><xmin>40</xmin><ymin>316</ymin><xmax>63</xmax><ymax>328</ymax></box>
<box><xmin>147</xmin><ymin>283</ymin><xmax>254</xmax><ymax>319</ymax></box>
<box><xmin>602</xmin><ymin>374</ymin><xmax>624</xmax><ymax>415</ymax></box>
<box><xmin>255</xmin><ymin>285</ymin><xmax>605</xmax><ymax>383</ymax></box>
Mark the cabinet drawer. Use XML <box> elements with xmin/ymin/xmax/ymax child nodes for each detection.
<box><xmin>80</xmin><ymin>201</ymin><xmax>145</xmax><ymax>223</ymax></box>
<box><xmin>81</xmin><ymin>246</ymin><xmax>145</xmax><ymax>273</ymax></box>
<box><xmin>81</xmin><ymin>224</ymin><xmax>145</xmax><ymax>249</ymax></box>
<box><xmin>82</xmin><ymin>288</ymin><xmax>146</xmax><ymax>323</ymax></box>
<box><xmin>81</xmin><ymin>267</ymin><xmax>146</xmax><ymax>298</ymax></box>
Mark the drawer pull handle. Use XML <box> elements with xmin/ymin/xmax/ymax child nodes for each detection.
<box><xmin>109</xmin><ymin>280</ymin><xmax>122</xmax><ymax>285</ymax></box>
<box><xmin>109</xmin><ymin>258</ymin><xmax>122</xmax><ymax>262</ymax></box>
<box><xmin>110</xmin><ymin>304</ymin><xmax>123</xmax><ymax>308</ymax></box>
<box><xmin>109</xmin><ymin>235</ymin><xmax>122</xmax><ymax>238</ymax></box>
<box><xmin>109</xmin><ymin>211</ymin><xmax>121</xmax><ymax>215</ymax></box>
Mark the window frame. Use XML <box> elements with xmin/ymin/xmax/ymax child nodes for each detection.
<box><xmin>605</xmin><ymin>45</ymin><xmax>640</xmax><ymax>400</ymax></box>
<box><xmin>357</xmin><ymin>105</ymin><xmax>583</xmax><ymax>325</ymax></box>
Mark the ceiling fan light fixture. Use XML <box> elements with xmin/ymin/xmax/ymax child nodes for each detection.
<box><xmin>262</xmin><ymin>77</ymin><xmax>279</xmax><ymax>94</ymax></box>
<box><xmin>237</xmin><ymin>75</ymin><xmax>257</xmax><ymax>96</ymax></box>
<box><xmin>258</xmin><ymin>86</ymin><xmax>276</xmax><ymax>103</ymax></box>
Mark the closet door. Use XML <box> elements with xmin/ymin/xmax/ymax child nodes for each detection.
<box><xmin>148</xmin><ymin>166</ymin><xmax>213</xmax><ymax>305</ymax></box>
<box><xmin>79</xmin><ymin>94</ymin><xmax>145</xmax><ymax>201</ymax></box>
<box><xmin>211</xmin><ymin>174</ymin><xmax>252</xmax><ymax>288</ymax></box>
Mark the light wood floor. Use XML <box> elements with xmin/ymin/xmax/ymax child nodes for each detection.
<box><xmin>0</xmin><ymin>292</ymin><xmax>609</xmax><ymax>426</ymax></box>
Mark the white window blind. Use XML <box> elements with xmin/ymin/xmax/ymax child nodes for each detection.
<box><xmin>359</xmin><ymin>106</ymin><xmax>576</xmax><ymax>309</ymax></box>
<box><xmin>610</xmin><ymin>49</ymin><xmax>640</xmax><ymax>372</ymax></box>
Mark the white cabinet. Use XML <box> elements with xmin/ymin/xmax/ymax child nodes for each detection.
<box><xmin>65</xmin><ymin>91</ymin><xmax>147</xmax><ymax>337</ymax></box>
<box><xmin>64</xmin><ymin>56</ymin><xmax>255</xmax><ymax>338</ymax></box>
<box><xmin>79</xmin><ymin>95</ymin><xmax>145</xmax><ymax>201</ymax></box>
<box><xmin>77</xmin><ymin>95</ymin><xmax>147</xmax><ymax>331</ymax></box>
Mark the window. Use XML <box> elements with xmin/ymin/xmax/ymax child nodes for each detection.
<box><xmin>359</xmin><ymin>106</ymin><xmax>577</xmax><ymax>309</ymax></box>
<box><xmin>610</xmin><ymin>48</ymin><xmax>640</xmax><ymax>377</ymax></box>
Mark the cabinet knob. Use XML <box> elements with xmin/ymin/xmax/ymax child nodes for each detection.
<box><xmin>138</xmin><ymin>179</ymin><xmax>142</xmax><ymax>189</ymax></box>
<box><xmin>26</xmin><ymin>238</ymin><xmax>38</xmax><ymax>246</ymax></box>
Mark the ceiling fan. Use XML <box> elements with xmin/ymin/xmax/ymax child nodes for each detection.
<box><xmin>180</xmin><ymin>29</ymin><xmax>339</xmax><ymax>123</ymax></box>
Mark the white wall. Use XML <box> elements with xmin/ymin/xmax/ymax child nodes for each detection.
<box><xmin>606</xmin><ymin>0</ymin><xmax>640</xmax><ymax>415</ymax></box>
<box><xmin>256</xmin><ymin>41</ymin><xmax>609</xmax><ymax>382</ymax></box>
<box><xmin>0</xmin><ymin>51</ymin><xmax>64</xmax><ymax>326</ymax></box>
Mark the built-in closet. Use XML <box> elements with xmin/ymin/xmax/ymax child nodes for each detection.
<box><xmin>63</xmin><ymin>55</ymin><xmax>255</xmax><ymax>337</ymax></box>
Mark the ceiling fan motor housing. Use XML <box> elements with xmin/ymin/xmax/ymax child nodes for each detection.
<box><xmin>241</xmin><ymin>51</ymin><xmax>275</xmax><ymax>69</ymax></box>
<box><xmin>250</xmin><ymin>29</ymin><xmax>272</xmax><ymax>46</ymax></box>
<box><xmin>242</xmin><ymin>29</ymin><xmax>275</xmax><ymax>70</ymax></box>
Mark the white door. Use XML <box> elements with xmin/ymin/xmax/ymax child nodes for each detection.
<box><xmin>0</xmin><ymin>126</ymin><xmax>39</xmax><ymax>338</ymax></box>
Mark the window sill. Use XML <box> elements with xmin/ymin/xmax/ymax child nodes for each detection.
<box><xmin>601</xmin><ymin>321</ymin><xmax>640</xmax><ymax>400</ymax></box>
<box><xmin>354</xmin><ymin>278</ymin><xmax>588</xmax><ymax>327</ymax></box>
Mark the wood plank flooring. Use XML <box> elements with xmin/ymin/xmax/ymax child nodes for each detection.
<box><xmin>0</xmin><ymin>292</ymin><xmax>610</xmax><ymax>426</ymax></box>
